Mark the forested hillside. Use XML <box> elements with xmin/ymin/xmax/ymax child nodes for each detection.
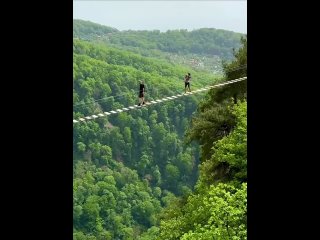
<box><xmin>73</xmin><ymin>19</ymin><xmax>247</xmax><ymax>239</ymax></box>
<box><xmin>73</xmin><ymin>20</ymin><xmax>244</xmax><ymax>74</ymax></box>
<box><xmin>158</xmin><ymin>37</ymin><xmax>247</xmax><ymax>239</ymax></box>
<box><xmin>74</xmin><ymin>19</ymin><xmax>119</xmax><ymax>40</ymax></box>
<box><xmin>73</xmin><ymin>39</ymin><xmax>223</xmax><ymax>239</ymax></box>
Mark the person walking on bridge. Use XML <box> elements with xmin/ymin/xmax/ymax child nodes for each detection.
<box><xmin>138</xmin><ymin>80</ymin><xmax>145</xmax><ymax>106</ymax></box>
<box><xmin>184</xmin><ymin>73</ymin><xmax>191</xmax><ymax>93</ymax></box>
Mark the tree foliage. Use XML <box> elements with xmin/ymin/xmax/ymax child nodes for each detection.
<box><xmin>73</xmin><ymin>20</ymin><xmax>243</xmax><ymax>60</ymax></box>
<box><xmin>158</xmin><ymin>37</ymin><xmax>247</xmax><ymax>240</ymax></box>
<box><xmin>73</xmin><ymin>21</ymin><xmax>247</xmax><ymax>239</ymax></box>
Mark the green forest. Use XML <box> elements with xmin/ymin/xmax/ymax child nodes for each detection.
<box><xmin>73</xmin><ymin>19</ymin><xmax>244</xmax><ymax>74</ymax></box>
<box><xmin>73</xmin><ymin>20</ymin><xmax>247</xmax><ymax>240</ymax></box>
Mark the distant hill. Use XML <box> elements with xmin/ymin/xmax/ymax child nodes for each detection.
<box><xmin>73</xmin><ymin>19</ymin><xmax>119</xmax><ymax>40</ymax></box>
<box><xmin>73</xmin><ymin>19</ymin><xmax>244</xmax><ymax>60</ymax></box>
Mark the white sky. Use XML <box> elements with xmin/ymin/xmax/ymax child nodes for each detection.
<box><xmin>73</xmin><ymin>1</ymin><xmax>247</xmax><ymax>33</ymax></box>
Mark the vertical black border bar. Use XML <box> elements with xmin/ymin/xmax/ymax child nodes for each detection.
<box><xmin>4</xmin><ymin>0</ymin><xmax>74</xmax><ymax>238</ymax></box>
<box><xmin>247</xmin><ymin>0</ymin><xmax>311</xmax><ymax>238</ymax></box>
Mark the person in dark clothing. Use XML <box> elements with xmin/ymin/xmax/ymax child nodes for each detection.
<box><xmin>184</xmin><ymin>73</ymin><xmax>191</xmax><ymax>93</ymax></box>
<box><xmin>138</xmin><ymin>80</ymin><xmax>145</xmax><ymax>106</ymax></box>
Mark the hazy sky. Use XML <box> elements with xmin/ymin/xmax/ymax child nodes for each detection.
<box><xmin>73</xmin><ymin>1</ymin><xmax>247</xmax><ymax>33</ymax></box>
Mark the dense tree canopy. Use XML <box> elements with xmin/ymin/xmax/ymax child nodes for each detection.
<box><xmin>73</xmin><ymin>21</ymin><xmax>247</xmax><ymax>239</ymax></box>
<box><xmin>158</xmin><ymin>36</ymin><xmax>247</xmax><ymax>239</ymax></box>
<box><xmin>73</xmin><ymin>38</ymin><xmax>222</xmax><ymax>239</ymax></box>
<box><xmin>158</xmin><ymin>101</ymin><xmax>247</xmax><ymax>239</ymax></box>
